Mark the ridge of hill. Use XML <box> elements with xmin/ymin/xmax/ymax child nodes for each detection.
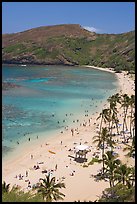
<box><xmin>2</xmin><ymin>24</ymin><xmax>135</xmax><ymax>71</ymax></box>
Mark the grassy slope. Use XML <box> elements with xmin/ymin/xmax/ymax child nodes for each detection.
<box><xmin>2</xmin><ymin>28</ymin><xmax>135</xmax><ymax>71</ymax></box>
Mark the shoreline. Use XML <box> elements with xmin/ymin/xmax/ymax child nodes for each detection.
<box><xmin>82</xmin><ymin>65</ymin><xmax>115</xmax><ymax>73</ymax></box>
<box><xmin>2</xmin><ymin>64</ymin><xmax>117</xmax><ymax>162</ymax></box>
<box><xmin>2</xmin><ymin>66</ymin><xmax>135</xmax><ymax>201</ymax></box>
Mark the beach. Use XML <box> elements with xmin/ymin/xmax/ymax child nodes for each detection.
<box><xmin>2</xmin><ymin>66</ymin><xmax>135</xmax><ymax>202</ymax></box>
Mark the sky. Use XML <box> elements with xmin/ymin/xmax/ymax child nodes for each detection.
<box><xmin>2</xmin><ymin>2</ymin><xmax>135</xmax><ymax>34</ymax></box>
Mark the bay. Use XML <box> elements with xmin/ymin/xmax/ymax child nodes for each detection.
<box><xmin>2</xmin><ymin>64</ymin><xmax>118</xmax><ymax>158</ymax></box>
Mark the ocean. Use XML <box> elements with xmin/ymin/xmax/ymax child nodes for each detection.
<box><xmin>2</xmin><ymin>65</ymin><xmax>118</xmax><ymax>158</ymax></box>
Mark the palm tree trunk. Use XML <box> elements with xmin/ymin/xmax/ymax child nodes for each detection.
<box><xmin>110</xmin><ymin>120</ymin><xmax>114</xmax><ymax>136</ymax></box>
<box><xmin>108</xmin><ymin>110</ymin><xmax>111</xmax><ymax>134</ymax></box>
<box><xmin>43</xmin><ymin>195</ymin><xmax>45</xmax><ymax>200</ymax></box>
<box><xmin>122</xmin><ymin>175</ymin><xmax>125</xmax><ymax>185</ymax></box>
<box><xmin>109</xmin><ymin>179</ymin><xmax>113</xmax><ymax>188</ymax></box>
<box><xmin>130</xmin><ymin>107</ymin><xmax>133</xmax><ymax>138</ymax></box>
<box><xmin>116</xmin><ymin>122</ymin><xmax>119</xmax><ymax>135</ymax></box>
<box><xmin>133</xmin><ymin>126</ymin><xmax>135</xmax><ymax>138</ymax></box>
<box><xmin>124</xmin><ymin>108</ymin><xmax>128</xmax><ymax>131</ymax></box>
<box><xmin>114</xmin><ymin>114</ymin><xmax>119</xmax><ymax>135</ymax></box>
<box><xmin>102</xmin><ymin>141</ymin><xmax>105</xmax><ymax>174</ymax></box>
<box><xmin>99</xmin><ymin>117</ymin><xmax>103</xmax><ymax>136</ymax></box>
<box><xmin>108</xmin><ymin>120</ymin><xmax>111</xmax><ymax>134</ymax></box>
<box><xmin>122</xmin><ymin>112</ymin><xmax>126</xmax><ymax>142</ymax></box>
<box><xmin>112</xmin><ymin>172</ymin><xmax>115</xmax><ymax>187</ymax></box>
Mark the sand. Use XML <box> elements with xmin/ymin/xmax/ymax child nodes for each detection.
<box><xmin>2</xmin><ymin>66</ymin><xmax>135</xmax><ymax>202</ymax></box>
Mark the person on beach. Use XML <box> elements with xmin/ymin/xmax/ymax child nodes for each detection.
<box><xmin>70</xmin><ymin>172</ymin><xmax>74</xmax><ymax>176</ymax></box>
<box><xmin>30</xmin><ymin>154</ymin><xmax>33</xmax><ymax>159</ymax></box>
<box><xmin>71</xmin><ymin>128</ymin><xmax>74</xmax><ymax>136</ymax></box>
<box><xmin>28</xmin><ymin>181</ymin><xmax>31</xmax><ymax>188</ymax></box>
<box><xmin>26</xmin><ymin>171</ymin><xmax>28</xmax><ymax>177</ymax></box>
<box><xmin>65</xmin><ymin>126</ymin><xmax>68</xmax><ymax>130</ymax></box>
<box><xmin>19</xmin><ymin>174</ymin><xmax>22</xmax><ymax>180</ymax></box>
<box><xmin>36</xmin><ymin>165</ymin><xmax>40</xmax><ymax>169</ymax></box>
<box><xmin>89</xmin><ymin>118</ymin><xmax>92</xmax><ymax>124</ymax></box>
<box><xmin>55</xmin><ymin>164</ymin><xmax>57</xmax><ymax>171</ymax></box>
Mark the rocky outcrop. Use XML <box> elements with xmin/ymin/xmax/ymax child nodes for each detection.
<box><xmin>2</xmin><ymin>82</ymin><xmax>21</xmax><ymax>90</ymax></box>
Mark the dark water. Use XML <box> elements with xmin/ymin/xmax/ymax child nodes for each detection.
<box><xmin>2</xmin><ymin>64</ymin><xmax>118</xmax><ymax>157</ymax></box>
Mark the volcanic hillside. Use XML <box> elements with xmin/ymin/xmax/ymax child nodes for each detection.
<box><xmin>2</xmin><ymin>24</ymin><xmax>135</xmax><ymax>71</ymax></box>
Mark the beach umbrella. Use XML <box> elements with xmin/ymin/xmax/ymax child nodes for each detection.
<box><xmin>75</xmin><ymin>145</ymin><xmax>90</xmax><ymax>159</ymax></box>
<box><xmin>75</xmin><ymin>144</ymin><xmax>89</xmax><ymax>151</ymax></box>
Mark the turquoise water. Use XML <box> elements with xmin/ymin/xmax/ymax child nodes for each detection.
<box><xmin>2</xmin><ymin>65</ymin><xmax>118</xmax><ymax>158</ymax></box>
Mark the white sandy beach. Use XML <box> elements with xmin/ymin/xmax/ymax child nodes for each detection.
<box><xmin>2</xmin><ymin>66</ymin><xmax>135</xmax><ymax>202</ymax></box>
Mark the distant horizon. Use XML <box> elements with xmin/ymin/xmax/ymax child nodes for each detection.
<box><xmin>2</xmin><ymin>2</ymin><xmax>135</xmax><ymax>34</ymax></box>
<box><xmin>2</xmin><ymin>23</ymin><xmax>135</xmax><ymax>35</ymax></box>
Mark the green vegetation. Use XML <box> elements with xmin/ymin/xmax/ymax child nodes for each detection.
<box><xmin>88</xmin><ymin>157</ymin><xmax>102</xmax><ymax>165</ymax></box>
<box><xmin>98</xmin><ymin>184</ymin><xmax>135</xmax><ymax>202</ymax></box>
<box><xmin>36</xmin><ymin>174</ymin><xmax>65</xmax><ymax>202</ymax></box>
<box><xmin>82</xmin><ymin>163</ymin><xmax>89</xmax><ymax>167</ymax></box>
<box><xmin>2</xmin><ymin>25</ymin><xmax>135</xmax><ymax>70</ymax></box>
<box><xmin>2</xmin><ymin>174</ymin><xmax>65</xmax><ymax>202</ymax></box>
<box><xmin>3</xmin><ymin>44</ymin><xmax>27</xmax><ymax>54</ymax></box>
<box><xmin>2</xmin><ymin>183</ymin><xmax>43</xmax><ymax>202</ymax></box>
<box><xmin>92</xmin><ymin>92</ymin><xmax>135</xmax><ymax>202</ymax></box>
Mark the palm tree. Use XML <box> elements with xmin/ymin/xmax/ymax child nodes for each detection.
<box><xmin>111</xmin><ymin>93</ymin><xmax>121</xmax><ymax>104</ymax></box>
<box><xmin>107</xmin><ymin>93</ymin><xmax>120</xmax><ymax>112</ymax></box>
<box><xmin>107</xmin><ymin>93</ymin><xmax>120</xmax><ymax>135</ymax></box>
<box><xmin>2</xmin><ymin>181</ymin><xmax>10</xmax><ymax>193</ymax></box>
<box><xmin>114</xmin><ymin>164</ymin><xmax>133</xmax><ymax>187</ymax></box>
<box><xmin>113</xmin><ymin>116</ymin><xmax>120</xmax><ymax>135</ymax></box>
<box><xmin>131</xmin><ymin>113</ymin><xmax>135</xmax><ymax>138</ymax></box>
<box><xmin>103</xmin><ymin>151</ymin><xmax>121</xmax><ymax>188</ymax></box>
<box><xmin>98</xmin><ymin>183</ymin><xmax>135</xmax><ymax>202</ymax></box>
<box><xmin>109</xmin><ymin>113</ymin><xmax>117</xmax><ymax>136</ymax></box>
<box><xmin>128</xmin><ymin>95</ymin><xmax>135</xmax><ymax>138</ymax></box>
<box><xmin>36</xmin><ymin>174</ymin><xmax>65</xmax><ymax>202</ymax></box>
<box><xmin>120</xmin><ymin>94</ymin><xmax>130</xmax><ymax>141</ymax></box>
<box><xmin>96</xmin><ymin>108</ymin><xmax>110</xmax><ymax>135</ymax></box>
<box><xmin>107</xmin><ymin>134</ymin><xmax>116</xmax><ymax>152</ymax></box>
<box><xmin>123</xmin><ymin>136</ymin><xmax>135</xmax><ymax>158</ymax></box>
<box><xmin>93</xmin><ymin>127</ymin><xmax>112</xmax><ymax>174</ymax></box>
